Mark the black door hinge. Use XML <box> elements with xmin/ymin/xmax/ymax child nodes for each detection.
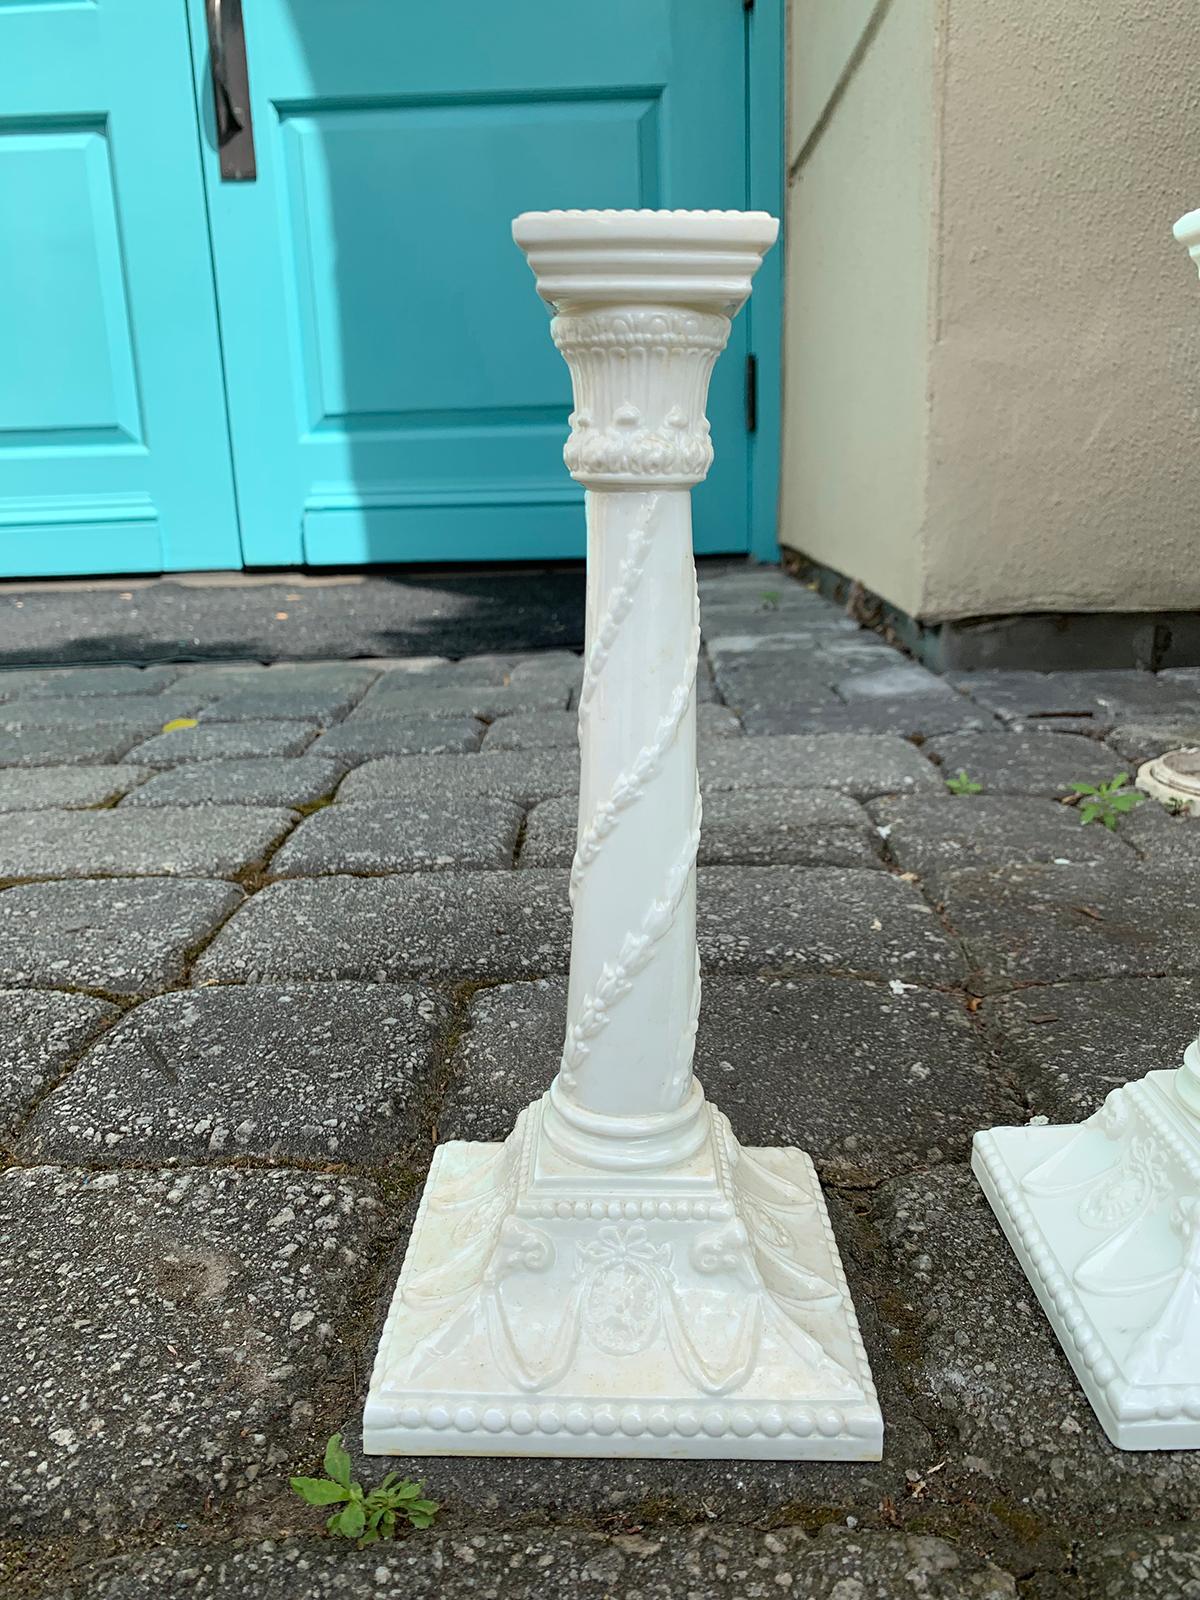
<box><xmin>745</xmin><ymin>353</ymin><xmax>758</xmax><ymax>433</ymax></box>
<box><xmin>744</xmin><ymin>0</ymin><xmax>754</xmax><ymax>11</ymax></box>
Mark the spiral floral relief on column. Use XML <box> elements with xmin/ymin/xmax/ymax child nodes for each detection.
<box><xmin>570</xmin><ymin>541</ymin><xmax>700</xmax><ymax>905</ymax></box>
<box><xmin>559</xmin><ymin>548</ymin><xmax>703</xmax><ymax>1100</ymax></box>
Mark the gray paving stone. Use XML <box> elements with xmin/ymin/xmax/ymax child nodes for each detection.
<box><xmin>706</xmin><ymin>628</ymin><xmax>886</xmax><ymax>662</ymax></box>
<box><xmin>838</xmin><ymin>663</ymin><xmax>958</xmax><ymax>701</ymax></box>
<box><xmin>438</xmin><ymin>977</ymin><xmax>564</xmax><ymax>1140</ymax></box>
<box><xmin>983</xmin><ymin>977</ymin><xmax>1200</xmax><ymax>1122</ymax></box>
<box><xmin>740</xmin><ymin>697</ymin><xmax>999</xmax><ymax>738</ymax></box>
<box><xmin>258</xmin><ymin>663</ymin><xmax>380</xmax><ymax>690</ymax></box>
<box><xmin>697</xmin><ymin>703</ymin><xmax>744</xmax><ymax>737</ymax></box>
<box><xmin>0</xmin><ymin>764</ymin><xmax>147</xmax><ymax>812</ymax></box>
<box><xmin>699</xmin><ymin>734</ymin><xmax>940</xmax><ymax>798</ymax></box>
<box><xmin>703</xmin><ymin>634</ymin><xmax>835</xmax><ymax>672</ymax></box>
<box><xmin>198</xmin><ymin>686</ymin><xmax>364</xmax><ymax>724</ymax></box>
<box><xmin>372</xmin><ymin>657</ymin><xmax>513</xmax><ymax>690</ymax></box>
<box><xmin>817</xmin><ymin>633</ymin><xmax>907</xmax><ymax>666</ymax></box>
<box><xmin>870</xmin><ymin>795</ymin><xmax>1130</xmax><ymax>886</ymax></box>
<box><xmin>6</xmin><ymin>664</ymin><xmax>182</xmax><ymax>699</ymax></box>
<box><xmin>877</xmin><ymin>1164</ymin><xmax>1200</xmax><ymax>1518</ymax></box>
<box><xmin>53</xmin><ymin>1527</ymin><xmax>1019</xmax><ymax>1600</ymax></box>
<box><xmin>0</xmin><ymin>726</ymin><xmax>147</xmax><ymax>768</ymax></box>
<box><xmin>337</xmin><ymin>749</ymin><xmax>579</xmax><ymax>807</ymax></box>
<box><xmin>1107</xmin><ymin>717</ymin><xmax>1200</xmax><ymax>763</ymax></box>
<box><xmin>696</xmin><ymin>866</ymin><xmax>964</xmax><ymax>983</ymax></box>
<box><xmin>507</xmin><ymin>647</ymin><xmax>582</xmax><ymax>676</ymax></box>
<box><xmin>441</xmin><ymin>975</ymin><xmax>1014</xmax><ymax>1184</ymax></box>
<box><xmin>694</xmin><ymin>653</ymin><xmax>720</xmax><ymax>702</ymax></box>
<box><xmin>704</xmin><ymin>617</ymin><xmax>859</xmax><ymax>645</ymax></box>
<box><xmin>521</xmin><ymin>789</ymin><xmax>883</xmax><ymax>870</ymax></box>
<box><xmin>21</xmin><ymin>982</ymin><xmax>451</xmax><ymax>1166</ymax></box>
<box><xmin>949</xmin><ymin>670</ymin><xmax>1173</xmax><ymax>725</ymax></box>
<box><xmin>354</xmin><ymin>681</ymin><xmax>569</xmax><ymax>719</ymax></box>
<box><xmin>121</xmin><ymin>758</ymin><xmax>343</xmax><ymax>810</ymax></box>
<box><xmin>1071</xmin><ymin>1529</ymin><xmax>1200</xmax><ymax>1600</ymax></box>
<box><xmin>510</xmin><ymin>651</ymin><xmax>583</xmax><ymax>695</ymax></box>
<box><xmin>192</xmin><ymin>871</ymin><xmax>573</xmax><ymax>984</ymax></box>
<box><xmin>0</xmin><ymin>694</ymin><xmax>209</xmax><ymax>732</ymax></box>
<box><xmin>0</xmin><ymin>990</ymin><xmax>117</xmax><ymax>1142</ymax></box>
<box><xmin>711</xmin><ymin>659</ymin><xmax>842</xmax><ymax>713</ymax></box>
<box><xmin>701</xmin><ymin>606</ymin><xmax>852</xmax><ymax>639</ymax></box>
<box><xmin>937</xmin><ymin>862</ymin><xmax>1200</xmax><ymax>990</ymax></box>
<box><xmin>353</xmin><ymin>655</ymin><xmax>453</xmax><ymax>670</ymax></box>
<box><xmin>697</xmin><ymin>562</ymin><xmax>809</xmax><ymax>592</ymax></box>
<box><xmin>309</xmin><ymin>716</ymin><xmax>483</xmax><ymax>762</ymax></box>
<box><xmin>171</xmin><ymin>664</ymin><xmax>271</xmax><ymax>696</ymax></box>
<box><xmin>1010</xmin><ymin>716</ymin><xmax>1118</xmax><ymax>740</ymax></box>
<box><xmin>926</xmin><ymin>732</ymin><xmax>1119</xmax><ymax>796</ymax></box>
<box><xmin>0</xmin><ymin>1165</ymin><xmax>391</xmax><ymax>1535</ymax></box>
<box><xmin>698</xmin><ymin>976</ymin><xmax>1017</xmax><ymax>1184</ymax></box>
<box><xmin>0</xmin><ymin>878</ymin><xmax>242</xmax><ymax>995</ymax></box>
<box><xmin>482</xmin><ymin>710</ymin><xmax>576</xmax><ymax>750</ymax></box>
<box><xmin>271</xmin><ymin>795</ymin><xmax>522</xmax><ymax>876</ymax></box>
<box><xmin>126</xmin><ymin>720</ymin><xmax>318</xmax><ymax>767</ymax></box>
<box><xmin>1120</xmin><ymin>801</ymin><xmax>1200</xmax><ymax>867</ymax></box>
<box><xmin>0</xmin><ymin>806</ymin><xmax>294</xmax><ymax>881</ymax></box>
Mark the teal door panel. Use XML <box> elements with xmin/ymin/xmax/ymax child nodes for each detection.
<box><xmin>188</xmin><ymin>0</ymin><xmax>751</xmax><ymax>567</ymax></box>
<box><xmin>0</xmin><ymin>0</ymin><xmax>239</xmax><ymax>578</ymax></box>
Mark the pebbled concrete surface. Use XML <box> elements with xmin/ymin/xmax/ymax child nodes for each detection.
<box><xmin>271</xmin><ymin>796</ymin><xmax>523</xmax><ymax>877</ymax></box>
<box><xmin>0</xmin><ymin>990</ymin><xmax>117</xmax><ymax>1143</ymax></box>
<box><xmin>0</xmin><ymin>877</ymin><xmax>242</xmax><ymax>995</ymax></box>
<box><xmin>48</xmin><ymin>1526</ymin><xmax>1021</xmax><ymax>1599</ymax></box>
<box><xmin>0</xmin><ymin>1167</ymin><xmax>394</xmax><ymax>1538</ymax></box>
<box><xmin>18</xmin><ymin>982</ymin><xmax>450</xmax><ymax>1167</ymax></box>
<box><xmin>0</xmin><ymin>806</ymin><xmax>294</xmax><ymax>881</ymax></box>
<box><xmin>2</xmin><ymin>565</ymin><xmax>1199</xmax><ymax>1598</ymax></box>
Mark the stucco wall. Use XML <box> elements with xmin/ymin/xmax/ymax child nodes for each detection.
<box><xmin>782</xmin><ymin>0</ymin><xmax>935</xmax><ymax>619</ymax></box>
<box><xmin>781</xmin><ymin>0</ymin><xmax>1200</xmax><ymax>622</ymax></box>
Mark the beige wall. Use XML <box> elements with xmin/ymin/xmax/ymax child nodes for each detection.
<box><xmin>781</xmin><ymin>0</ymin><xmax>1200</xmax><ymax>623</ymax></box>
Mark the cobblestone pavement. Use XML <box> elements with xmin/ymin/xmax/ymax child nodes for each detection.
<box><xmin>4</xmin><ymin>566</ymin><xmax>1200</xmax><ymax>1598</ymax></box>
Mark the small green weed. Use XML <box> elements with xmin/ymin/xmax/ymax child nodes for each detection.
<box><xmin>945</xmin><ymin>770</ymin><xmax>983</xmax><ymax>796</ymax></box>
<box><xmin>1070</xmin><ymin>773</ymin><xmax>1144</xmax><ymax>831</ymax></box>
<box><xmin>291</xmin><ymin>1434</ymin><xmax>439</xmax><ymax>1543</ymax></box>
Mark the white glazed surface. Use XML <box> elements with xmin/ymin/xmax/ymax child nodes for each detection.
<box><xmin>974</xmin><ymin>1067</ymin><xmax>1200</xmax><ymax>1451</ymax></box>
<box><xmin>364</xmin><ymin>208</ymin><xmax>883</xmax><ymax>1461</ymax></box>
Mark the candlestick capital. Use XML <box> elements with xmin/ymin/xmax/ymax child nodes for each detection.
<box><xmin>514</xmin><ymin>211</ymin><xmax>777</xmax><ymax>490</ymax></box>
<box><xmin>512</xmin><ymin>209</ymin><xmax>779</xmax><ymax>318</ymax></box>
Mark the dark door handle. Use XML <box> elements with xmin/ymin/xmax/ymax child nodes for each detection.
<box><xmin>205</xmin><ymin>0</ymin><xmax>256</xmax><ymax>180</ymax></box>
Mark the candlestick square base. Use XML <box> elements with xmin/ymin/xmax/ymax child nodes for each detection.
<box><xmin>364</xmin><ymin>1100</ymin><xmax>883</xmax><ymax>1460</ymax></box>
<box><xmin>973</xmin><ymin>1070</ymin><xmax>1200</xmax><ymax>1451</ymax></box>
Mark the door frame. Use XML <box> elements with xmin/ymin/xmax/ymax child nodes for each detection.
<box><xmin>747</xmin><ymin>0</ymin><xmax>785</xmax><ymax>563</ymax></box>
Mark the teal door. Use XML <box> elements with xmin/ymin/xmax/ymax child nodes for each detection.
<box><xmin>0</xmin><ymin>0</ymin><xmax>239</xmax><ymax>576</ymax></box>
<box><xmin>187</xmin><ymin>0</ymin><xmax>756</xmax><ymax>566</ymax></box>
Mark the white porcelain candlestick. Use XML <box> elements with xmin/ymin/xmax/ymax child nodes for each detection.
<box><xmin>971</xmin><ymin>209</ymin><xmax>1200</xmax><ymax>1452</ymax></box>
<box><xmin>363</xmin><ymin>210</ymin><xmax>883</xmax><ymax>1461</ymax></box>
